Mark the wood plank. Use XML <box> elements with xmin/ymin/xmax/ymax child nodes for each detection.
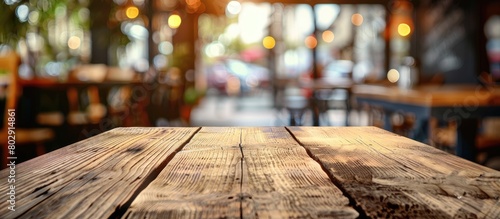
<box><xmin>240</xmin><ymin>127</ymin><xmax>358</xmax><ymax>218</ymax></box>
<box><xmin>287</xmin><ymin>126</ymin><xmax>500</xmax><ymax>218</ymax></box>
<box><xmin>183</xmin><ymin>126</ymin><xmax>241</xmax><ymax>150</ymax></box>
<box><xmin>124</xmin><ymin>127</ymin><xmax>243</xmax><ymax>218</ymax></box>
<box><xmin>125</xmin><ymin>127</ymin><xmax>358</xmax><ymax>218</ymax></box>
<box><xmin>0</xmin><ymin>127</ymin><xmax>199</xmax><ymax>219</ymax></box>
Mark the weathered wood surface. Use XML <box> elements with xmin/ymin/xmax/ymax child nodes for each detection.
<box><xmin>123</xmin><ymin>127</ymin><xmax>243</xmax><ymax>218</ymax></box>
<box><xmin>288</xmin><ymin>126</ymin><xmax>500</xmax><ymax>218</ymax></box>
<box><xmin>1</xmin><ymin>126</ymin><xmax>499</xmax><ymax>218</ymax></box>
<box><xmin>240</xmin><ymin>127</ymin><xmax>357</xmax><ymax>218</ymax></box>
<box><xmin>0</xmin><ymin>127</ymin><xmax>200</xmax><ymax>219</ymax></box>
<box><xmin>124</xmin><ymin>127</ymin><xmax>357</xmax><ymax>218</ymax></box>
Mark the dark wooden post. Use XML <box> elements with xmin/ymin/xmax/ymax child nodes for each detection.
<box><xmin>89</xmin><ymin>1</ymin><xmax>112</xmax><ymax>64</ymax></box>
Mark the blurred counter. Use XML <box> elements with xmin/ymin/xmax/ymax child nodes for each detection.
<box><xmin>352</xmin><ymin>84</ymin><xmax>500</xmax><ymax>162</ymax></box>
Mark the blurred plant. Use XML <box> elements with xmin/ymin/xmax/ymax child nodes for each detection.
<box><xmin>0</xmin><ymin>0</ymin><xmax>28</xmax><ymax>47</ymax></box>
<box><xmin>0</xmin><ymin>0</ymin><xmax>93</xmax><ymax>78</ymax></box>
<box><xmin>1</xmin><ymin>0</ymin><xmax>82</xmax><ymax>46</ymax></box>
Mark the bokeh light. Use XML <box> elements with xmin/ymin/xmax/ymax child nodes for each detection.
<box><xmin>4</xmin><ymin>0</ymin><xmax>20</xmax><ymax>6</ymax></box>
<box><xmin>67</xmin><ymin>36</ymin><xmax>81</xmax><ymax>50</ymax></box>
<box><xmin>226</xmin><ymin>1</ymin><xmax>242</xmax><ymax>15</ymax></box>
<box><xmin>16</xmin><ymin>4</ymin><xmax>29</xmax><ymax>22</ymax></box>
<box><xmin>168</xmin><ymin>14</ymin><xmax>182</xmax><ymax>29</ymax></box>
<box><xmin>125</xmin><ymin>6</ymin><xmax>139</xmax><ymax>19</ymax></box>
<box><xmin>238</xmin><ymin>4</ymin><xmax>270</xmax><ymax>44</ymax></box>
<box><xmin>322</xmin><ymin>30</ymin><xmax>335</xmax><ymax>43</ymax></box>
<box><xmin>205</xmin><ymin>42</ymin><xmax>225</xmax><ymax>58</ymax></box>
<box><xmin>305</xmin><ymin>35</ymin><xmax>317</xmax><ymax>49</ymax></box>
<box><xmin>262</xmin><ymin>36</ymin><xmax>276</xmax><ymax>49</ymax></box>
<box><xmin>398</xmin><ymin>23</ymin><xmax>411</xmax><ymax>37</ymax></box>
<box><xmin>153</xmin><ymin>54</ymin><xmax>168</xmax><ymax>70</ymax></box>
<box><xmin>133</xmin><ymin>0</ymin><xmax>145</xmax><ymax>6</ymax></box>
<box><xmin>28</xmin><ymin>10</ymin><xmax>40</xmax><ymax>24</ymax></box>
<box><xmin>351</xmin><ymin>13</ymin><xmax>363</xmax><ymax>26</ymax></box>
<box><xmin>158</xmin><ymin>41</ymin><xmax>173</xmax><ymax>55</ymax></box>
<box><xmin>387</xmin><ymin>69</ymin><xmax>400</xmax><ymax>83</ymax></box>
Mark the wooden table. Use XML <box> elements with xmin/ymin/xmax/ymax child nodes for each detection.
<box><xmin>1</xmin><ymin>127</ymin><xmax>499</xmax><ymax>218</ymax></box>
<box><xmin>353</xmin><ymin>84</ymin><xmax>500</xmax><ymax>161</ymax></box>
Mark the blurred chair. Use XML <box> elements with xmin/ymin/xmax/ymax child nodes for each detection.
<box><xmin>284</xmin><ymin>87</ymin><xmax>309</xmax><ymax>126</ymax></box>
<box><xmin>314</xmin><ymin>88</ymin><xmax>349</xmax><ymax>126</ymax></box>
<box><xmin>67</xmin><ymin>86</ymin><xmax>106</xmax><ymax>126</ymax></box>
<box><xmin>66</xmin><ymin>65</ymin><xmax>107</xmax><ymax>126</ymax></box>
<box><xmin>0</xmin><ymin>51</ymin><xmax>54</xmax><ymax>166</ymax></box>
<box><xmin>313</xmin><ymin>60</ymin><xmax>353</xmax><ymax>126</ymax></box>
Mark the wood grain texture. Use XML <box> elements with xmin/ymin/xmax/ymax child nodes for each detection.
<box><xmin>287</xmin><ymin>126</ymin><xmax>500</xmax><ymax>218</ymax></box>
<box><xmin>124</xmin><ymin>127</ymin><xmax>243</xmax><ymax>218</ymax></box>
<box><xmin>240</xmin><ymin>127</ymin><xmax>358</xmax><ymax>218</ymax></box>
<box><xmin>125</xmin><ymin>127</ymin><xmax>358</xmax><ymax>218</ymax></box>
<box><xmin>0</xmin><ymin>127</ymin><xmax>199</xmax><ymax>219</ymax></box>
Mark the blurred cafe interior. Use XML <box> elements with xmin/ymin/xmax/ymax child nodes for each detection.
<box><xmin>1</xmin><ymin>0</ymin><xmax>500</xmax><ymax>169</ymax></box>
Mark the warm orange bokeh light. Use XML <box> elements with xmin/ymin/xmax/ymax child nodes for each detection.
<box><xmin>322</xmin><ymin>30</ymin><xmax>334</xmax><ymax>43</ymax></box>
<box><xmin>351</xmin><ymin>13</ymin><xmax>363</xmax><ymax>26</ymax></box>
<box><xmin>398</xmin><ymin>23</ymin><xmax>411</xmax><ymax>37</ymax></box>
<box><xmin>125</xmin><ymin>6</ymin><xmax>139</xmax><ymax>19</ymax></box>
<box><xmin>305</xmin><ymin>36</ymin><xmax>318</xmax><ymax>49</ymax></box>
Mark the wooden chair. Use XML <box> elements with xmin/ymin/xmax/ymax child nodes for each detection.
<box><xmin>0</xmin><ymin>51</ymin><xmax>54</xmax><ymax>167</ymax></box>
<box><xmin>67</xmin><ymin>86</ymin><xmax>106</xmax><ymax>125</ymax></box>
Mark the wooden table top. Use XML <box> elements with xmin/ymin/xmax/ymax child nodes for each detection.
<box><xmin>353</xmin><ymin>84</ymin><xmax>500</xmax><ymax>107</ymax></box>
<box><xmin>1</xmin><ymin>127</ymin><xmax>499</xmax><ymax>218</ymax></box>
<box><xmin>299</xmin><ymin>78</ymin><xmax>355</xmax><ymax>90</ymax></box>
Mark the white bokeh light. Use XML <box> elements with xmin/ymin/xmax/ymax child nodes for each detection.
<box><xmin>226</xmin><ymin>1</ymin><xmax>242</xmax><ymax>16</ymax></box>
<box><xmin>238</xmin><ymin>3</ymin><xmax>270</xmax><ymax>44</ymax></box>
<box><xmin>205</xmin><ymin>42</ymin><xmax>225</xmax><ymax>58</ymax></box>
<box><xmin>16</xmin><ymin>4</ymin><xmax>29</xmax><ymax>22</ymax></box>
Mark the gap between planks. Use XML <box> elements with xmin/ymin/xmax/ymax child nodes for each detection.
<box><xmin>284</xmin><ymin>126</ymin><xmax>368</xmax><ymax>218</ymax></box>
<box><xmin>109</xmin><ymin>127</ymin><xmax>202</xmax><ymax>219</ymax></box>
<box><xmin>238</xmin><ymin>128</ymin><xmax>244</xmax><ymax>219</ymax></box>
